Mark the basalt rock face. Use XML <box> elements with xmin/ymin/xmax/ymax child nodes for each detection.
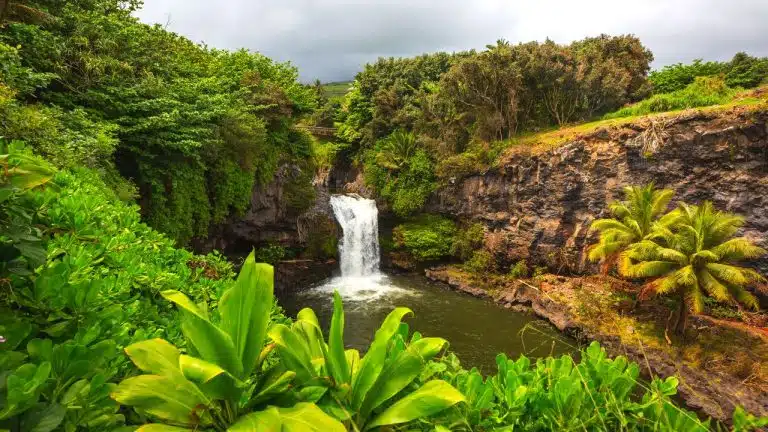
<box><xmin>429</xmin><ymin>110</ymin><xmax>768</xmax><ymax>274</ymax></box>
<box><xmin>196</xmin><ymin>164</ymin><xmax>338</xmax><ymax>259</ymax></box>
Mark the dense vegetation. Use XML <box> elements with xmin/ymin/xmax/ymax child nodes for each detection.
<box><xmin>649</xmin><ymin>53</ymin><xmax>768</xmax><ymax>94</ymax></box>
<box><xmin>8</xmin><ymin>146</ymin><xmax>766</xmax><ymax>430</ymax></box>
<box><xmin>0</xmin><ymin>0</ymin><xmax>318</xmax><ymax>245</ymax></box>
<box><xmin>325</xmin><ymin>42</ymin><xmax>767</xmax><ymax>215</ymax></box>
<box><xmin>589</xmin><ymin>184</ymin><xmax>766</xmax><ymax>334</ymax></box>
<box><xmin>2</xmin><ymin>1</ymin><xmax>768</xmax><ymax>429</ymax></box>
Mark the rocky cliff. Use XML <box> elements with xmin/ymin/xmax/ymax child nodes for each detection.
<box><xmin>196</xmin><ymin>164</ymin><xmax>339</xmax><ymax>261</ymax></box>
<box><xmin>429</xmin><ymin>108</ymin><xmax>768</xmax><ymax>274</ymax></box>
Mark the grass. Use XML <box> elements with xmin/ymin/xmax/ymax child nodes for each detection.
<box><xmin>495</xmin><ymin>85</ymin><xmax>768</xmax><ymax>163</ymax></box>
<box><xmin>603</xmin><ymin>76</ymin><xmax>741</xmax><ymax>119</ymax></box>
<box><xmin>321</xmin><ymin>81</ymin><xmax>353</xmax><ymax>99</ymax></box>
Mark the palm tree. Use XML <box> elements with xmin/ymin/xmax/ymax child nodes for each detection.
<box><xmin>588</xmin><ymin>183</ymin><xmax>675</xmax><ymax>273</ymax></box>
<box><xmin>375</xmin><ymin>129</ymin><xmax>417</xmax><ymax>172</ymax></box>
<box><xmin>619</xmin><ymin>201</ymin><xmax>765</xmax><ymax>334</ymax></box>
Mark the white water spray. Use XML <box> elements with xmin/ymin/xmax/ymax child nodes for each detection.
<box><xmin>310</xmin><ymin>194</ymin><xmax>409</xmax><ymax>301</ymax></box>
<box><xmin>331</xmin><ymin>195</ymin><xmax>381</xmax><ymax>277</ymax></box>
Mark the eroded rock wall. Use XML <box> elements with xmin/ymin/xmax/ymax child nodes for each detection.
<box><xmin>429</xmin><ymin>110</ymin><xmax>768</xmax><ymax>273</ymax></box>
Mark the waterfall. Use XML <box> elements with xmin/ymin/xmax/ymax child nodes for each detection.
<box><xmin>330</xmin><ymin>195</ymin><xmax>380</xmax><ymax>277</ymax></box>
<box><xmin>309</xmin><ymin>194</ymin><xmax>408</xmax><ymax>301</ymax></box>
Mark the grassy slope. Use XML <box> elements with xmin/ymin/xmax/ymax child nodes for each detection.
<box><xmin>497</xmin><ymin>86</ymin><xmax>768</xmax><ymax>163</ymax></box>
<box><xmin>322</xmin><ymin>81</ymin><xmax>353</xmax><ymax>99</ymax></box>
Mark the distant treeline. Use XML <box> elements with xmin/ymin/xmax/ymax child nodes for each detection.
<box><xmin>321</xmin><ymin>35</ymin><xmax>767</xmax><ymax>216</ymax></box>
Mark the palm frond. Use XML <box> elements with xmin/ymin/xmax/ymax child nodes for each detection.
<box><xmin>590</xmin><ymin>218</ymin><xmax>633</xmax><ymax>235</ymax></box>
<box><xmin>619</xmin><ymin>260</ymin><xmax>677</xmax><ymax>279</ymax></box>
<box><xmin>587</xmin><ymin>240</ymin><xmax>625</xmax><ymax>262</ymax></box>
<box><xmin>650</xmin><ymin>188</ymin><xmax>675</xmax><ymax>216</ymax></box>
<box><xmin>608</xmin><ymin>201</ymin><xmax>631</xmax><ymax>219</ymax></box>
<box><xmin>710</xmin><ymin>238</ymin><xmax>766</xmax><ymax>261</ymax></box>
<box><xmin>723</xmin><ymin>282</ymin><xmax>760</xmax><ymax>311</ymax></box>
<box><xmin>687</xmin><ymin>285</ymin><xmax>706</xmax><ymax>314</ymax></box>
<box><xmin>674</xmin><ymin>265</ymin><xmax>697</xmax><ymax>287</ymax></box>
<box><xmin>705</xmin><ymin>263</ymin><xmax>751</xmax><ymax>286</ymax></box>
<box><xmin>690</xmin><ymin>250</ymin><xmax>718</xmax><ymax>265</ymax></box>
<box><xmin>696</xmin><ymin>268</ymin><xmax>730</xmax><ymax>302</ymax></box>
<box><xmin>653</xmin><ymin>275</ymin><xmax>679</xmax><ymax>295</ymax></box>
<box><xmin>656</xmin><ymin>209</ymin><xmax>683</xmax><ymax>229</ymax></box>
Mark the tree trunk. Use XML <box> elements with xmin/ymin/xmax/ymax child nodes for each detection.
<box><xmin>675</xmin><ymin>295</ymin><xmax>689</xmax><ymax>336</ymax></box>
<box><xmin>0</xmin><ymin>0</ymin><xmax>9</xmax><ymax>26</ymax></box>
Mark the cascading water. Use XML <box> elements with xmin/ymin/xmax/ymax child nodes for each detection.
<box><xmin>311</xmin><ymin>194</ymin><xmax>406</xmax><ymax>301</ymax></box>
<box><xmin>330</xmin><ymin>195</ymin><xmax>381</xmax><ymax>277</ymax></box>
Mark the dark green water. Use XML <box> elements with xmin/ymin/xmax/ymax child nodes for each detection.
<box><xmin>277</xmin><ymin>272</ymin><xmax>577</xmax><ymax>373</ymax></box>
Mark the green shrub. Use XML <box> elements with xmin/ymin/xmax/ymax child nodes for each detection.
<box><xmin>463</xmin><ymin>250</ymin><xmax>494</xmax><ymax>274</ymax></box>
<box><xmin>604</xmin><ymin>76</ymin><xmax>739</xmax><ymax>119</ymax></box>
<box><xmin>435</xmin><ymin>152</ymin><xmax>483</xmax><ymax>180</ymax></box>
<box><xmin>393</xmin><ymin>215</ymin><xmax>457</xmax><ymax>262</ymax></box>
<box><xmin>364</xmin><ymin>134</ymin><xmax>436</xmax><ymax>217</ymax></box>
<box><xmin>0</xmin><ymin>162</ymin><xmax>254</xmax><ymax>431</ymax></box>
<box><xmin>283</xmin><ymin>166</ymin><xmax>317</xmax><ymax>214</ymax></box>
<box><xmin>509</xmin><ymin>260</ymin><xmax>529</xmax><ymax>278</ymax></box>
<box><xmin>451</xmin><ymin>222</ymin><xmax>485</xmax><ymax>261</ymax></box>
<box><xmin>254</xmin><ymin>244</ymin><xmax>287</xmax><ymax>264</ymax></box>
<box><xmin>649</xmin><ymin>52</ymin><xmax>768</xmax><ymax>94</ymax></box>
<box><xmin>430</xmin><ymin>342</ymin><xmax>716</xmax><ymax>431</ymax></box>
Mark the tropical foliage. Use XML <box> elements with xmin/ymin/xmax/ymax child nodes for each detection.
<box><xmin>391</xmin><ymin>215</ymin><xmax>458</xmax><ymax>262</ymax></box>
<box><xmin>269</xmin><ymin>292</ymin><xmax>465</xmax><ymax>431</ymax></box>
<box><xmin>341</xmin><ymin>35</ymin><xmax>653</xmax><ymax>213</ymax></box>
<box><xmin>0</xmin><ymin>0</ymin><xmax>319</xmax><ymax>245</ymax></box>
<box><xmin>430</xmin><ymin>342</ymin><xmax>712</xmax><ymax>431</ymax></box>
<box><xmin>112</xmin><ymin>252</ymin><xmax>345</xmax><ymax>431</ymax></box>
<box><xmin>0</xmin><ymin>146</ymin><xmax>242</xmax><ymax>431</ymax></box>
<box><xmin>619</xmin><ymin>202</ymin><xmax>766</xmax><ymax>333</ymax></box>
<box><xmin>649</xmin><ymin>52</ymin><xmax>768</xmax><ymax>94</ymax></box>
<box><xmin>589</xmin><ymin>183</ymin><xmax>676</xmax><ymax>272</ymax></box>
<box><xmin>589</xmin><ymin>183</ymin><xmax>766</xmax><ymax>333</ymax></box>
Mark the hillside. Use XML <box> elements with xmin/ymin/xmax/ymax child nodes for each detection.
<box><xmin>322</xmin><ymin>80</ymin><xmax>353</xmax><ymax>98</ymax></box>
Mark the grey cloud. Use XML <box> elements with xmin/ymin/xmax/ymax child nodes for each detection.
<box><xmin>136</xmin><ymin>0</ymin><xmax>768</xmax><ymax>82</ymax></box>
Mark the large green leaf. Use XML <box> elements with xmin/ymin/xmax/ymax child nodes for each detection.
<box><xmin>162</xmin><ymin>290</ymin><xmax>243</xmax><ymax>378</ymax></box>
<box><xmin>350</xmin><ymin>307</ymin><xmax>412</xmax><ymax>410</ymax></box>
<box><xmin>364</xmin><ymin>380</ymin><xmax>464</xmax><ymax>430</ymax></box>
<box><xmin>278</xmin><ymin>403</ymin><xmax>347</xmax><ymax>432</ymax></box>
<box><xmin>111</xmin><ymin>375</ymin><xmax>210</xmax><ymax>427</ymax></box>
<box><xmin>228</xmin><ymin>404</ymin><xmax>345</xmax><ymax>432</ymax></box>
<box><xmin>292</xmin><ymin>318</ymin><xmax>325</xmax><ymax>362</ymax></box>
<box><xmin>124</xmin><ymin>339</ymin><xmax>182</xmax><ymax>377</ymax></box>
<box><xmin>326</xmin><ymin>291</ymin><xmax>350</xmax><ymax>386</ymax></box>
<box><xmin>359</xmin><ymin>337</ymin><xmax>448</xmax><ymax>419</ymax></box>
<box><xmin>249</xmin><ymin>370</ymin><xmax>296</xmax><ymax>407</ymax></box>
<box><xmin>137</xmin><ymin>425</ymin><xmax>192</xmax><ymax>431</ymax></box>
<box><xmin>228</xmin><ymin>407</ymin><xmax>281</xmax><ymax>431</ymax></box>
<box><xmin>219</xmin><ymin>252</ymin><xmax>274</xmax><ymax>378</ymax></box>
<box><xmin>179</xmin><ymin>355</ymin><xmax>241</xmax><ymax>401</ymax></box>
<box><xmin>268</xmin><ymin>324</ymin><xmax>316</xmax><ymax>384</ymax></box>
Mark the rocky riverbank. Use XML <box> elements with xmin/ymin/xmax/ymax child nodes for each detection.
<box><xmin>425</xmin><ymin>266</ymin><xmax>768</xmax><ymax>422</ymax></box>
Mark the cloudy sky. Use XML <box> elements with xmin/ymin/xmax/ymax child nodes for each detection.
<box><xmin>136</xmin><ymin>0</ymin><xmax>768</xmax><ymax>83</ymax></box>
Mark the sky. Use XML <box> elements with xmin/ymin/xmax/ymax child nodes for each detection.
<box><xmin>135</xmin><ymin>0</ymin><xmax>768</xmax><ymax>83</ymax></box>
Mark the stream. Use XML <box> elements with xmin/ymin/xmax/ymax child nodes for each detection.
<box><xmin>277</xmin><ymin>194</ymin><xmax>576</xmax><ymax>373</ymax></box>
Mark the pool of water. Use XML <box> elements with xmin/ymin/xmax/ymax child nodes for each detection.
<box><xmin>277</xmin><ymin>272</ymin><xmax>577</xmax><ymax>373</ymax></box>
